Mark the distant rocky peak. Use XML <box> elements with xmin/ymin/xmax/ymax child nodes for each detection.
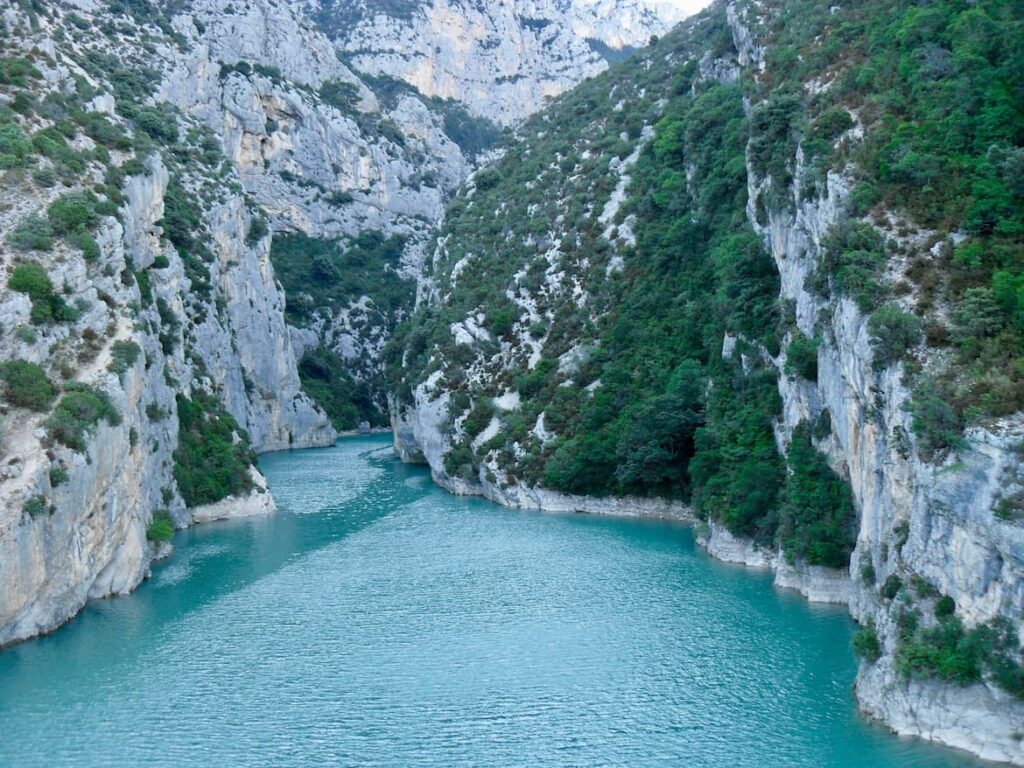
<box><xmin>309</xmin><ymin>0</ymin><xmax>688</xmax><ymax>124</ymax></box>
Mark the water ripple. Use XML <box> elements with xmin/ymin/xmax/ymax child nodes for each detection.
<box><xmin>0</xmin><ymin>437</ymin><xmax>984</xmax><ymax>768</ymax></box>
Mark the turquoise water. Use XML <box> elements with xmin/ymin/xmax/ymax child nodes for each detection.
<box><xmin>0</xmin><ymin>436</ymin><xmax>984</xmax><ymax>767</ymax></box>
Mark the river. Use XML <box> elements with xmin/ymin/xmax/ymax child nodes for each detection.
<box><xmin>0</xmin><ymin>436</ymin><xmax>983</xmax><ymax>766</ymax></box>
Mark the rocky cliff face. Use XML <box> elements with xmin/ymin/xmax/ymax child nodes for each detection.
<box><xmin>390</xmin><ymin>0</ymin><xmax>1024</xmax><ymax>762</ymax></box>
<box><xmin>725</xmin><ymin>5</ymin><xmax>1024</xmax><ymax>762</ymax></box>
<box><xmin>0</xmin><ymin>0</ymin><xmax>340</xmax><ymax>643</ymax></box>
<box><xmin>318</xmin><ymin>0</ymin><xmax>684</xmax><ymax>125</ymax></box>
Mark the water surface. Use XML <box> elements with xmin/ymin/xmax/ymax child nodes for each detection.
<box><xmin>0</xmin><ymin>436</ymin><xmax>984</xmax><ymax>766</ymax></box>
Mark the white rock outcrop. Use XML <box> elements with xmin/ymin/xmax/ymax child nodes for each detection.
<box><xmin>328</xmin><ymin>0</ymin><xmax>686</xmax><ymax>124</ymax></box>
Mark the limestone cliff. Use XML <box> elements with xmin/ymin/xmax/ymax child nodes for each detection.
<box><xmin>318</xmin><ymin>0</ymin><xmax>684</xmax><ymax>124</ymax></box>
<box><xmin>0</xmin><ymin>1</ymin><xmax>334</xmax><ymax>644</ymax></box>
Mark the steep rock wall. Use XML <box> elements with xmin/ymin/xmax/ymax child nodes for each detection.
<box><xmin>0</xmin><ymin>3</ymin><xmax>335</xmax><ymax>644</ymax></box>
<box><xmin>724</xmin><ymin>5</ymin><xmax>1024</xmax><ymax>762</ymax></box>
<box><xmin>326</xmin><ymin>0</ymin><xmax>685</xmax><ymax>124</ymax></box>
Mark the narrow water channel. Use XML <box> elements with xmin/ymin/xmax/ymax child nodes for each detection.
<box><xmin>0</xmin><ymin>436</ymin><xmax>983</xmax><ymax>767</ymax></box>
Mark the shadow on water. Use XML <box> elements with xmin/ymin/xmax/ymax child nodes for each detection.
<box><xmin>0</xmin><ymin>436</ymin><xmax>404</xmax><ymax>689</ymax></box>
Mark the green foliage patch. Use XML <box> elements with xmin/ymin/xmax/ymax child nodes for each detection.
<box><xmin>897</xmin><ymin>614</ymin><xmax>1024</xmax><ymax>699</ymax></box>
<box><xmin>146</xmin><ymin>510</ymin><xmax>174</xmax><ymax>542</ymax></box>
<box><xmin>777</xmin><ymin>423</ymin><xmax>856</xmax><ymax>567</ymax></box>
<box><xmin>297</xmin><ymin>348</ymin><xmax>384</xmax><ymax>431</ymax></box>
<box><xmin>109</xmin><ymin>340</ymin><xmax>142</xmax><ymax>375</ymax></box>
<box><xmin>7</xmin><ymin>262</ymin><xmax>78</xmax><ymax>324</ymax></box>
<box><xmin>0</xmin><ymin>359</ymin><xmax>56</xmax><ymax>411</ymax></box>
<box><xmin>173</xmin><ymin>393</ymin><xmax>255</xmax><ymax>507</ymax></box>
<box><xmin>45</xmin><ymin>383</ymin><xmax>121</xmax><ymax>452</ymax></box>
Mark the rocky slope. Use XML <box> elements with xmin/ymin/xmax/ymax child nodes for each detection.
<box><xmin>390</xmin><ymin>0</ymin><xmax>1024</xmax><ymax>763</ymax></box>
<box><xmin>316</xmin><ymin>0</ymin><xmax>685</xmax><ymax>124</ymax></box>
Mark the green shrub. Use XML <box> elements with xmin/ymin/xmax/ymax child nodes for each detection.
<box><xmin>911</xmin><ymin>382</ymin><xmax>965</xmax><ymax>459</ymax></box>
<box><xmin>133</xmin><ymin>107</ymin><xmax>178</xmax><ymax>143</ymax></box>
<box><xmin>145</xmin><ymin>402</ymin><xmax>168</xmax><ymax>421</ymax></box>
<box><xmin>14</xmin><ymin>325</ymin><xmax>37</xmax><ymax>344</ymax></box>
<box><xmin>8</xmin><ymin>262</ymin><xmax>53</xmax><ymax>298</ymax></box>
<box><xmin>0</xmin><ymin>122</ymin><xmax>32</xmax><ymax>168</ymax></box>
<box><xmin>897</xmin><ymin>616</ymin><xmax>984</xmax><ymax>686</ymax></box>
<box><xmin>377</xmin><ymin>117</ymin><xmax>405</xmax><ymax>147</ymax></box>
<box><xmin>219</xmin><ymin>61</ymin><xmax>252</xmax><ymax>80</ymax></box>
<box><xmin>951</xmin><ymin>288</ymin><xmax>1007</xmax><ymax>352</ymax></box>
<box><xmin>45</xmin><ymin>383</ymin><xmax>121</xmax><ymax>452</ymax></box>
<box><xmin>0</xmin><ymin>360</ymin><xmax>56</xmax><ymax>411</ymax></box>
<box><xmin>748</xmin><ymin>88</ymin><xmax>802</xmax><ymax>192</ymax></box>
<box><xmin>777</xmin><ymin>423</ymin><xmax>855</xmax><ymax>568</ymax></box>
<box><xmin>813</xmin><ymin>221</ymin><xmax>888</xmax><ymax>311</ymax></box>
<box><xmin>109</xmin><ymin>340</ymin><xmax>142</xmax><ymax>375</ymax></box>
<box><xmin>474</xmin><ymin>168</ymin><xmax>501</xmax><ymax>190</ymax></box>
<box><xmin>852</xmin><ymin>624</ymin><xmax>882</xmax><ymax>662</ymax></box>
<box><xmin>75</xmin><ymin>111</ymin><xmax>122</xmax><ymax>147</ymax></box>
<box><xmin>7</xmin><ymin>215</ymin><xmax>53</xmax><ymax>251</ymax></box>
<box><xmin>297</xmin><ymin>348</ymin><xmax>382</xmax><ymax>430</ymax></box>
<box><xmin>23</xmin><ymin>495</ymin><xmax>48</xmax><ymax>518</ymax></box>
<box><xmin>66</xmin><ymin>230</ymin><xmax>100</xmax><ymax>261</ymax></box>
<box><xmin>0</xmin><ymin>56</ymin><xmax>41</xmax><ymax>86</ymax></box>
<box><xmin>487</xmin><ymin>304</ymin><xmax>516</xmax><ymax>337</ymax></box>
<box><xmin>146</xmin><ymin>510</ymin><xmax>174</xmax><ymax>542</ymax></box>
<box><xmin>462</xmin><ymin>401</ymin><xmax>495</xmax><ymax>439</ymax></box>
<box><xmin>868</xmin><ymin>303</ymin><xmax>921</xmax><ymax>369</ymax></box>
<box><xmin>245</xmin><ymin>215</ymin><xmax>268</xmax><ymax>246</ymax></box>
<box><xmin>31</xmin><ymin>166</ymin><xmax>56</xmax><ymax>188</ymax></box>
<box><xmin>443</xmin><ymin>441</ymin><xmax>477</xmax><ymax>480</ymax></box>
<box><xmin>860</xmin><ymin>561</ymin><xmax>876</xmax><ymax>585</ymax></box>
<box><xmin>812</xmin><ymin>107</ymin><xmax>854</xmax><ymax>142</ymax></box>
<box><xmin>7</xmin><ymin>263</ymin><xmax>76</xmax><ymax>324</ymax></box>
<box><xmin>48</xmin><ymin>192</ymin><xmax>101</xmax><ymax>235</ymax></box>
<box><xmin>935</xmin><ymin>595</ymin><xmax>956</xmax><ymax>618</ymax></box>
<box><xmin>812</xmin><ymin>409</ymin><xmax>832</xmax><ymax>441</ymax></box>
<box><xmin>319</xmin><ymin>79</ymin><xmax>360</xmax><ymax>113</ymax></box>
<box><xmin>881</xmin><ymin>574</ymin><xmax>903</xmax><ymax>600</ymax></box>
<box><xmin>785</xmin><ymin>332</ymin><xmax>819</xmax><ymax>381</ymax></box>
<box><xmin>173</xmin><ymin>393</ymin><xmax>255</xmax><ymax>507</ymax></box>
<box><xmin>49</xmin><ymin>465</ymin><xmax>69</xmax><ymax>487</ymax></box>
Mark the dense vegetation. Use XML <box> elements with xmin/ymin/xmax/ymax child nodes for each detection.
<box><xmin>388</xmin><ymin>5</ymin><xmax>856</xmax><ymax>561</ymax></box>
<box><xmin>44</xmin><ymin>383</ymin><xmax>121</xmax><ymax>452</ymax></box>
<box><xmin>173</xmin><ymin>393</ymin><xmax>256</xmax><ymax>507</ymax></box>
<box><xmin>891</xmin><ymin>594</ymin><xmax>1024</xmax><ymax>700</ymax></box>
<box><xmin>383</xmin><ymin>0</ymin><xmax>1024</xmax><ymax>701</ymax></box>
<box><xmin>297</xmin><ymin>348</ymin><xmax>383</xmax><ymax>430</ymax></box>
<box><xmin>0</xmin><ymin>360</ymin><xmax>56</xmax><ymax>411</ymax></box>
<box><xmin>7</xmin><ymin>262</ymin><xmax>78</xmax><ymax>324</ymax></box>
<box><xmin>390</xmin><ymin>0</ymin><xmax>1024</xmax><ymax>571</ymax></box>
<box><xmin>270</xmin><ymin>231</ymin><xmax>413</xmax><ymax>425</ymax></box>
<box><xmin>759</xmin><ymin>0</ymin><xmax>1024</xmax><ymax>448</ymax></box>
<box><xmin>146</xmin><ymin>510</ymin><xmax>174</xmax><ymax>543</ymax></box>
<box><xmin>270</xmin><ymin>231</ymin><xmax>412</xmax><ymax>327</ymax></box>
